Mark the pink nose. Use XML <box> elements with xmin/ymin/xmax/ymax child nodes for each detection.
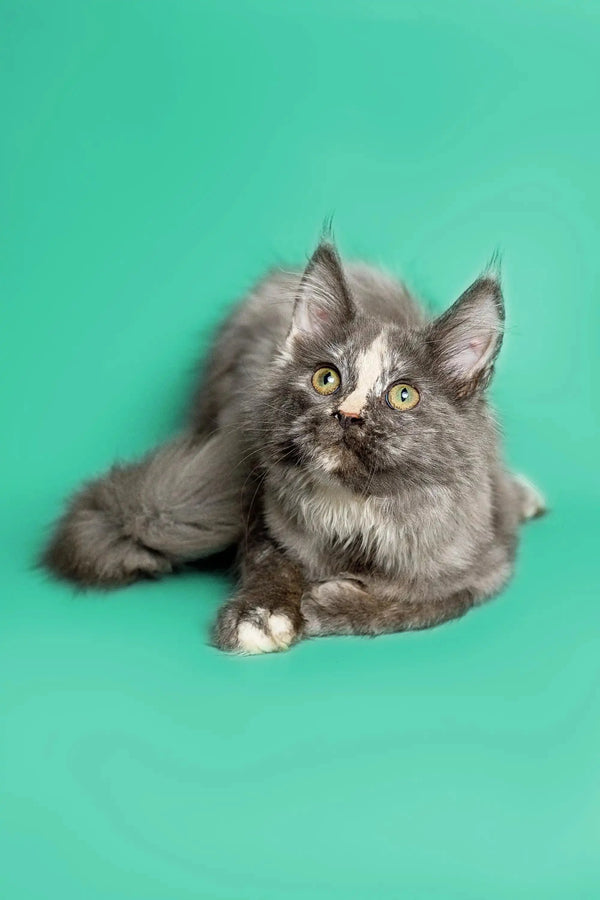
<box><xmin>333</xmin><ymin>410</ymin><xmax>364</xmax><ymax>429</ymax></box>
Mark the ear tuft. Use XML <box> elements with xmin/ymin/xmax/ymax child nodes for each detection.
<box><xmin>290</xmin><ymin>241</ymin><xmax>355</xmax><ymax>338</ymax></box>
<box><xmin>484</xmin><ymin>249</ymin><xmax>503</xmax><ymax>283</ymax></box>
<box><xmin>429</xmin><ymin>276</ymin><xmax>504</xmax><ymax>397</ymax></box>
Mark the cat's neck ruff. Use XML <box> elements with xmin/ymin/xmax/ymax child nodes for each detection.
<box><xmin>264</xmin><ymin>465</ymin><xmax>483</xmax><ymax>581</ymax></box>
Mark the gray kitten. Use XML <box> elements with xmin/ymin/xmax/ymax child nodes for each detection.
<box><xmin>43</xmin><ymin>240</ymin><xmax>545</xmax><ymax>653</ymax></box>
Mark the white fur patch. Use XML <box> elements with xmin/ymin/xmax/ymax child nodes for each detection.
<box><xmin>338</xmin><ymin>332</ymin><xmax>387</xmax><ymax>416</ymax></box>
<box><xmin>236</xmin><ymin>610</ymin><xmax>295</xmax><ymax>655</ymax></box>
<box><xmin>237</xmin><ymin>620</ymin><xmax>277</xmax><ymax>654</ymax></box>
<box><xmin>268</xmin><ymin>613</ymin><xmax>295</xmax><ymax>647</ymax></box>
<box><xmin>265</xmin><ymin>472</ymin><xmax>482</xmax><ymax>581</ymax></box>
<box><xmin>316</xmin><ymin>450</ymin><xmax>343</xmax><ymax>473</ymax></box>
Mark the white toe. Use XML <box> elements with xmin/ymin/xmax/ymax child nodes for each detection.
<box><xmin>268</xmin><ymin>613</ymin><xmax>295</xmax><ymax>648</ymax></box>
<box><xmin>236</xmin><ymin>621</ymin><xmax>277</xmax><ymax>655</ymax></box>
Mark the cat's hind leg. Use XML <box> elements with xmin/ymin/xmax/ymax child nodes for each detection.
<box><xmin>42</xmin><ymin>432</ymin><xmax>243</xmax><ymax>588</ymax></box>
<box><xmin>512</xmin><ymin>473</ymin><xmax>547</xmax><ymax>523</ymax></box>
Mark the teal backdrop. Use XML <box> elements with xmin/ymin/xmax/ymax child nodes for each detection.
<box><xmin>2</xmin><ymin>1</ymin><xmax>599</xmax><ymax>897</ymax></box>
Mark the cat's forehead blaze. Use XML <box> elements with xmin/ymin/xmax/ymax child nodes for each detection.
<box><xmin>338</xmin><ymin>331</ymin><xmax>389</xmax><ymax>416</ymax></box>
<box><xmin>289</xmin><ymin>318</ymin><xmax>423</xmax><ymax>409</ymax></box>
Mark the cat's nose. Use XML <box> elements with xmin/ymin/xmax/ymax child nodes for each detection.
<box><xmin>333</xmin><ymin>410</ymin><xmax>364</xmax><ymax>429</ymax></box>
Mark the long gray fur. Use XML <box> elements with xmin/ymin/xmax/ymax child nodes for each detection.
<box><xmin>43</xmin><ymin>239</ymin><xmax>545</xmax><ymax>651</ymax></box>
<box><xmin>43</xmin><ymin>433</ymin><xmax>244</xmax><ymax>587</ymax></box>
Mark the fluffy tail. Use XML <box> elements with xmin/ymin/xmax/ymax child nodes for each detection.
<box><xmin>42</xmin><ymin>432</ymin><xmax>245</xmax><ymax>588</ymax></box>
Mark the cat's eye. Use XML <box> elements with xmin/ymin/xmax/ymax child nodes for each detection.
<box><xmin>386</xmin><ymin>383</ymin><xmax>420</xmax><ymax>411</ymax></box>
<box><xmin>312</xmin><ymin>366</ymin><xmax>341</xmax><ymax>395</ymax></box>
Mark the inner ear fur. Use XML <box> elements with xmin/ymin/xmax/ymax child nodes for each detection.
<box><xmin>428</xmin><ymin>276</ymin><xmax>505</xmax><ymax>398</ymax></box>
<box><xmin>290</xmin><ymin>241</ymin><xmax>355</xmax><ymax>338</ymax></box>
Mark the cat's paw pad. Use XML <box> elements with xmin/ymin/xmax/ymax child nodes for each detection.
<box><xmin>236</xmin><ymin>609</ymin><xmax>296</xmax><ymax>655</ymax></box>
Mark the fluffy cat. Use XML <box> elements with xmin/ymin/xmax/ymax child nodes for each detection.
<box><xmin>43</xmin><ymin>239</ymin><xmax>545</xmax><ymax>653</ymax></box>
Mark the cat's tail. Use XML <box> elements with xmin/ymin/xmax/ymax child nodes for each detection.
<box><xmin>41</xmin><ymin>432</ymin><xmax>245</xmax><ymax>588</ymax></box>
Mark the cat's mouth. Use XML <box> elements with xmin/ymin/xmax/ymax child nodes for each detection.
<box><xmin>338</xmin><ymin>428</ymin><xmax>368</xmax><ymax>455</ymax></box>
<box><xmin>314</xmin><ymin>433</ymin><xmax>372</xmax><ymax>476</ymax></box>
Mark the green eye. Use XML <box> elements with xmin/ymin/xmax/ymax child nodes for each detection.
<box><xmin>386</xmin><ymin>383</ymin><xmax>420</xmax><ymax>411</ymax></box>
<box><xmin>312</xmin><ymin>366</ymin><xmax>341</xmax><ymax>395</ymax></box>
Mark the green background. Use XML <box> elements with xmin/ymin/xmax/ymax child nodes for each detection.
<box><xmin>2</xmin><ymin>1</ymin><xmax>599</xmax><ymax>897</ymax></box>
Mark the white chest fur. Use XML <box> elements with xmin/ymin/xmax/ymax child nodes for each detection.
<box><xmin>265</xmin><ymin>472</ymin><xmax>475</xmax><ymax>580</ymax></box>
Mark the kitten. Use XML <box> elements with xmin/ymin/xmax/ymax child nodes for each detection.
<box><xmin>43</xmin><ymin>240</ymin><xmax>546</xmax><ymax>653</ymax></box>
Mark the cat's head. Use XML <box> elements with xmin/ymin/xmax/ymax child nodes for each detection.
<box><xmin>258</xmin><ymin>241</ymin><xmax>504</xmax><ymax>496</ymax></box>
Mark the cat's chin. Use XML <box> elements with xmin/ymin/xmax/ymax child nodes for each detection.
<box><xmin>311</xmin><ymin>444</ymin><xmax>370</xmax><ymax>487</ymax></box>
<box><xmin>310</xmin><ymin>444</ymin><xmax>399</xmax><ymax>496</ymax></box>
<box><xmin>313</xmin><ymin>447</ymin><xmax>344</xmax><ymax>474</ymax></box>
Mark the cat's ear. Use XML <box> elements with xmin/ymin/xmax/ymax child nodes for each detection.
<box><xmin>429</xmin><ymin>276</ymin><xmax>504</xmax><ymax>397</ymax></box>
<box><xmin>290</xmin><ymin>242</ymin><xmax>355</xmax><ymax>338</ymax></box>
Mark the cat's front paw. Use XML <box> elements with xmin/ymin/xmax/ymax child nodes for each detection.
<box><xmin>301</xmin><ymin>578</ymin><xmax>368</xmax><ymax>637</ymax></box>
<box><xmin>213</xmin><ymin>603</ymin><xmax>298</xmax><ymax>654</ymax></box>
